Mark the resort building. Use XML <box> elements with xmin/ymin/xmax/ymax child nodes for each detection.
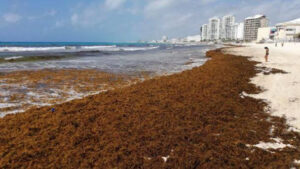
<box><xmin>257</xmin><ymin>27</ymin><xmax>277</xmax><ymax>42</ymax></box>
<box><xmin>221</xmin><ymin>15</ymin><xmax>235</xmax><ymax>40</ymax></box>
<box><xmin>208</xmin><ymin>17</ymin><xmax>221</xmax><ymax>40</ymax></box>
<box><xmin>162</xmin><ymin>36</ymin><xmax>168</xmax><ymax>43</ymax></box>
<box><xmin>275</xmin><ymin>18</ymin><xmax>300</xmax><ymax>41</ymax></box>
<box><xmin>244</xmin><ymin>15</ymin><xmax>269</xmax><ymax>41</ymax></box>
<box><xmin>233</xmin><ymin>22</ymin><xmax>244</xmax><ymax>41</ymax></box>
<box><xmin>201</xmin><ymin>24</ymin><xmax>208</xmax><ymax>41</ymax></box>
<box><xmin>185</xmin><ymin>35</ymin><xmax>201</xmax><ymax>42</ymax></box>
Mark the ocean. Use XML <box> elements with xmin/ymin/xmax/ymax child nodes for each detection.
<box><xmin>0</xmin><ymin>42</ymin><xmax>216</xmax><ymax>74</ymax></box>
<box><xmin>0</xmin><ymin>42</ymin><xmax>218</xmax><ymax>116</ymax></box>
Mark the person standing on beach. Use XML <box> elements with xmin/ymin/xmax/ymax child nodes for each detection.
<box><xmin>264</xmin><ymin>47</ymin><xmax>269</xmax><ymax>62</ymax></box>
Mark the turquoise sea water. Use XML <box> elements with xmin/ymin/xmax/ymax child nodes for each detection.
<box><xmin>0</xmin><ymin>42</ymin><xmax>218</xmax><ymax>116</ymax></box>
<box><xmin>0</xmin><ymin>42</ymin><xmax>216</xmax><ymax>75</ymax></box>
<box><xmin>0</xmin><ymin>41</ymin><xmax>157</xmax><ymax>47</ymax></box>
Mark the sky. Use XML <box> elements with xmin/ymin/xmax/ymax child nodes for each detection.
<box><xmin>0</xmin><ymin>0</ymin><xmax>299</xmax><ymax>42</ymax></box>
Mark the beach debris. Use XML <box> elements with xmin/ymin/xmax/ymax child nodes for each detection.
<box><xmin>289</xmin><ymin>97</ymin><xmax>299</xmax><ymax>103</ymax></box>
<box><xmin>162</xmin><ymin>155</ymin><xmax>170</xmax><ymax>162</ymax></box>
<box><xmin>256</xmin><ymin>66</ymin><xmax>288</xmax><ymax>75</ymax></box>
<box><xmin>239</xmin><ymin>91</ymin><xmax>251</xmax><ymax>98</ymax></box>
<box><xmin>51</xmin><ymin>108</ymin><xmax>55</xmax><ymax>113</ymax></box>
<box><xmin>269</xmin><ymin>125</ymin><xmax>275</xmax><ymax>136</ymax></box>
<box><xmin>143</xmin><ymin>157</ymin><xmax>152</xmax><ymax>160</ymax></box>
<box><xmin>287</xmin><ymin>126</ymin><xmax>300</xmax><ymax>133</ymax></box>
<box><xmin>247</xmin><ymin>137</ymin><xmax>294</xmax><ymax>151</ymax></box>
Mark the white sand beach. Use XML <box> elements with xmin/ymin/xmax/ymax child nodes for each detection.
<box><xmin>225</xmin><ymin>43</ymin><xmax>300</xmax><ymax>130</ymax></box>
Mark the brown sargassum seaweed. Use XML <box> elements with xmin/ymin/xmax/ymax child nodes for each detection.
<box><xmin>0</xmin><ymin>49</ymin><xmax>299</xmax><ymax>168</ymax></box>
<box><xmin>0</xmin><ymin>69</ymin><xmax>140</xmax><ymax>114</ymax></box>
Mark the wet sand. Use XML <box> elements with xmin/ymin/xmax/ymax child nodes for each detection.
<box><xmin>0</xmin><ymin>49</ymin><xmax>299</xmax><ymax>168</ymax></box>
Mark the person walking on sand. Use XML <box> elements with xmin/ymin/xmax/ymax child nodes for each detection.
<box><xmin>264</xmin><ymin>47</ymin><xmax>269</xmax><ymax>62</ymax></box>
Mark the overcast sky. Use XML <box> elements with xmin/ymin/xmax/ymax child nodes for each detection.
<box><xmin>0</xmin><ymin>0</ymin><xmax>299</xmax><ymax>42</ymax></box>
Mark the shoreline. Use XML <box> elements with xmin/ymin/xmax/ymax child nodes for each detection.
<box><xmin>0</xmin><ymin>45</ymin><xmax>210</xmax><ymax>117</ymax></box>
<box><xmin>0</xmin><ymin>58</ymin><xmax>205</xmax><ymax>117</ymax></box>
<box><xmin>0</xmin><ymin>69</ymin><xmax>145</xmax><ymax>117</ymax></box>
<box><xmin>225</xmin><ymin>43</ymin><xmax>300</xmax><ymax>130</ymax></box>
<box><xmin>0</xmin><ymin>48</ymin><xmax>299</xmax><ymax>168</ymax></box>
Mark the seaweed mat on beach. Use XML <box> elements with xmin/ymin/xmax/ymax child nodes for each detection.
<box><xmin>0</xmin><ymin>49</ymin><xmax>299</xmax><ymax>168</ymax></box>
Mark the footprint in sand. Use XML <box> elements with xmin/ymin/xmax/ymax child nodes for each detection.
<box><xmin>289</xmin><ymin>97</ymin><xmax>299</xmax><ymax>103</ymax></box>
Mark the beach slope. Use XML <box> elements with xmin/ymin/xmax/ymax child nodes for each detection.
<box><xmin>225</xmin><ymin>43</ymin><xmax>300</xmax><ymax>130</ymax></box>
<box><xmin>0</xmin><ymin>49</ymin><xmax>299</xmax><ymax>168</ymax></box>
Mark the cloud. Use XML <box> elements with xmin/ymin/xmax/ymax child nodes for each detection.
<box><xmin>145</xmin><ymin>0</ymin><xmax>174</xmax><ymax>15</ymax></box>
<box><xmin>70</xmin><ymin>9</ymin><xmax>105</xmax><ymax>27</ymax></box>
<box><xmin>71</xmin><ymin>14</ymin><xmax>79</xmax><ymax>25</ymax></box>
<box><xmin>200</xmin><ymin>0</ymin><xmax>217</xmax><ymax>5</ymax></box>
<box><xmin>3</xmin><ymin>0</ymin><xmax>298</xmax><ymax>42</ymax></box>
<box><xmin>65</xmin><ymin>0</ymin><xmax>300</xmax><ymax>40</ymax></box>
<box><xmin>3</xmin><ymin>13</ymin><xmax>21</xmax><ymax>23</ymax></box>
<box><xmin>161</xmin><ymin>13</ymin><xmax>193</xmax><ymax>30</ymax></box>
<box><xmin>136</xmin><ymin>0</ymin><xmax>300</xmax><ymax>40</ymax></box>
<box><xmin>105</xmin><ymin>0</ymin><xmax>126</xmax><ymax>10</ymax></box>
<box><xmin>28</xmin><ymin>10</ymin><xmax>57</xmax><ymax>21</ymax></box>
<box><xmin>54</xmin><ymin>20</ymin><xmax>64</xmax><ymax>28</ymax></box>
<box><xmin>70</xmin><ymin>0</ymin><xmax>123</xmax><ymax>27</ymax></box>
<box><xmin>43</xmin><ymin>20</ymin><xmax>65</xmax><ymax>33</ymax></box>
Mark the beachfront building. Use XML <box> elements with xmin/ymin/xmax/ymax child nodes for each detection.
<box><xmin>275</xmin><ymin>18</ymin><xmax>300</xmax><ymax>41</ymax></box>
<box><xmin>201</xmin><ymin>24</ymin><xmax>208</xmax><ymax>41</ymax></box>
<box><xmin>208</xmin><ymin>17</ymin><xmax>221</xmax><ymax>40</ymax></box>
<box><xmin>185</xmin><ymin>35</ymin><xmax>201</xmax><ymax>42</ymax></box>
<box><xmin>233</xmin><ymin>22</ymin><xmax>244</xmax><ymax>41</ymax></box>
<box><xmin>221</xmin><ymin>15</ymin><xmax>235</xmax><ymax>40</ymax></box>
<box><xmin>162</xmin><ymin>36</ymin><xmax>168</xmax><ymax>43</ymax></box>
<box><xmin>257</xmin><ymin>27</ymin><xmax>277</xmax><ymax>42</ymax></box>
<box><xmin>244</xmin><ymin>15</ymin><xmax>269</xmax><ymax>41</ymax></box>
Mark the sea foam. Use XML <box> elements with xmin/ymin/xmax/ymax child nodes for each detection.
<box><xmin>0</xmin><ymin>45</ymin><xmax>159</xmax><ymax>53</ymax></box>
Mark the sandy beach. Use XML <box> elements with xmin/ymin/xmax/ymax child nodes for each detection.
<box><xmin>225</xmin><ymin>43</ymin><xmax>300</xmax><ymax>130</ymax></box>
<box><xmin>1</xmin><ymin>0</ymin><xmax>299</xmax><ymax>168</ymax></box>
<box><xmin>0</xmin><ymin>49</ymin><xmax>299</xmax><ymax>168</ymax></box>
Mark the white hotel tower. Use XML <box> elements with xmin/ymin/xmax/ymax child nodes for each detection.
<box><xmin>221</xmin><ymin>15</ymin><xmax>235</xmax><ymax>40</ymax></box>
<box><xmin>201</xmin><ymin>15</ymin><xmax>245</xmax><ymax>41</ymax></box>
<box><xmin>201</xmin><ymin>24</ymin><xmax>208</xmax><ymax>41</ymax></box>
<box><xmin>208</xmin><ymin>17</ymin><xmax>221</xmax><ymax>40</ymax></box>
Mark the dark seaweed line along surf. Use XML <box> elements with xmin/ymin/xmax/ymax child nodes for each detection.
<box><xmin>0</xmin><ymin>49</ymin><xmax>299</xmax><ymax>169</ymax></box>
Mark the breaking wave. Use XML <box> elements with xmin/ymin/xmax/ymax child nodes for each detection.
<box><xmin>0</xmin><ymin>45</ymin><xmax>159</xmax><ymax>53</ymax></box>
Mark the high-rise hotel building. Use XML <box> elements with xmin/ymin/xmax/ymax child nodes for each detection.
<box><xmin>221</xmin><ymin>15</ymin><xmax>235</xmax><ymax>40</ymax></box>
<box><xmin>244</xmin><ymin>15</ymin><xmax>269</xmax><ymax>41</ymax></box>
<box><xmin>208</xmin><ymin>17</ymin><xmax>221</xmax><ymax>40</ymax></box>
<box><xmin>201</xmin><ymin>24</ymin><xmax>208</xmax><ymax>41</ymax></box>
